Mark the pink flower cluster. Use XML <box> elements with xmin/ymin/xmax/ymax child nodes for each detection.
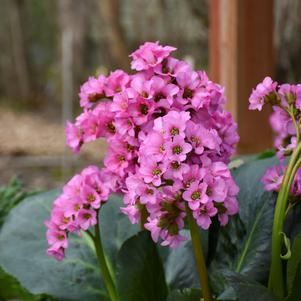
<box><xmin>49</xmin><ymin>41</ymin><xmax>239</xmax><ymax>255</ymax></box>
<box><xmin>249</xmin><ymin>77</ymin><xmax>301</xmax><ymax>196</ymax></box>
<box><xmin>45</xmin><ymin>166</ymin><xmax>113</xmax><ymax>260</ymax></box>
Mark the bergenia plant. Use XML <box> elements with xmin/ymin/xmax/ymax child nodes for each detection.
<box><xmin>45</xmin><ymin>41</ymin><xmax>239</xmax><ymax>301</ymax></box>
<box><xmin>249</xmin><ymin>77</ymin><xmax>301</xmax><ymax>299</ymax></box>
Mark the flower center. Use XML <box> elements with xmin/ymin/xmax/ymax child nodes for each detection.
<box><xmin>118</xmin><ymin>155</ymin><xmax>125</xmax><ymax>162</ymax></box>
<box><xmin>171</xmin><ymin>161</ymin><xmax>180</xmax><ymax>170</ymax></box>
<box><xmin>154</xmin><ymin>92</ymin><xmax>164</xmax><ymax>102</ymax></box>
<box><xmin>141</xmin><ymin>91</ymin><xmax>149</xmax><ymax>98</ymax></box>
<box><xmin>191</xmin><ymin>191</ymin><xmax>200</xmax><ymax>200</ymax></box>
<box><xmin>63</xmin><ymin>217</ymin><xmax>70</xmax><ymax>224</ymax></box>
<box><xmin>191</xmin><ymin>135</ymin><xmax>200</xmax><ymax>146</ymax></box>
<box><xmin>88</xmin><ymin>92</ymin><xmax>104</xmax><ymax>103</ymax></box>
<box><xmin>152</xmin><ymin>168</ymin><xmax>161</xmax><ymax>175</ymax></box>
<box><xmin>83</xmin><ymin>213</ymin><xmax>91</xmax><ymax>220</ymax></box>
<box><xmin>183</xmin><ymin>88</ymin><xmax>193</xmax><ymax>99</ymax></box>
<box><xmin>146</xmin><ymin>188</ymin><xmax>154</xmax><ymax>195</ymax></box>
<box><xmin>160</xmin><ymin>145</ymin><xmax>165</xmax><ymax>153</ymax></box>
<box><xmin>57</xmin><ymin>234</ymin><xmax>65</xmax><ymax>241</ymax></box>
<box><xmin>172</xmin><ymin>145</ymin><xmax>183</xmax><ymax>154</ymax></box>
<box><xmin>87</xmin><ymin>194</ymin><xmax>96</xmax><ymax>202</ymax></box>
<box><xmin>140</xmin><ymin>104</ymin><xmax>149</xmax><ymax>115</ymax></box>
<box><xmin>107</xmin><ymin>121</ymin><xmax>116</xmax><ymax>133</ymax></box>
<box><xmin>170</xmin><ymin>127</ymin><xmax>179</xmax><ymax>136</ymax></box>
<box><xmin>74</xmin><ymin>204</ymin><xmax>81</xmax><ymax>211</ymax></box>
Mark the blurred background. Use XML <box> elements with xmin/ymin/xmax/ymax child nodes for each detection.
<box><xmin>0</xmin><ymin>0</ymin><xmax>301</xmax><ymax>191</ymax></box>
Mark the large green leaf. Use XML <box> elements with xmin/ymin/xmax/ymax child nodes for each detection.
<box><xmin>166</xmin><ymin>288</ymin><xmax>202</xmax><ymax>301</ymax></box>
<box><xmin>224</xmin><ymin>271</ymin><xmax>278</xmax><ymax>301</ymax></box>
<box><xmin>164</xmin><ymin>229</ymin><xmax>207</xmax><ymax>290</ymax></box>
<box><xmin>210</xmin><ymin>157</ymin><xmax>278</xmax><ymax>297</ymax></box>
<box><xmin>116</xmin><ymin>231</ymin><xmax>168</xmax><ymax>301</ymax></box>
<box><xmin>100</xmin><ymin>194</ymin><xmax>139</xmax><ymax>268</ymax></box>
<box><xmin>0</xmin><ymin>190</ymin><xmax>138</xmax><ymax>301</ymax></box>
<box><xmin>286</xmin><ymin>232</ymin><xmax>301</xmax><ymax>301</ymax></box>
<box><xmin>0</xmin><ymin>266</ymin><xmax>36</xmax><ymax>301</ymax></box>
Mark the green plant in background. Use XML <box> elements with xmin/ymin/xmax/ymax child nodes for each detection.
<box><xmin>0</xmin><ymin>177</ymin><xmax>35</xmax><ymax>227</ymax></box>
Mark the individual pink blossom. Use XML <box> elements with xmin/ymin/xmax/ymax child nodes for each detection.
<box><xmin>104</xmin><ymin>70</ymin><xmax>130</xmax><ymax>97</ymax></box>
<box><xmin>193</xmin><ymin>202</ymin><xmax>217</xmax><ymax>230</ymax></box>
<box><xmin>262</xmin><ymin>165</ymin><xmax>285</xmax><ymax>192</ymax></box>
<box><xmin>130</xmin><ymin>41</ymin><xmax>176</xmax><ymax>71</ymax></box>
<box><xmin>65</xmin><ymin>122</ymin><xmax>82</xmax><ymax>153</ymax></box>
<box><xmin>153</xmin><ymin>110</ymin><xmax>190</xmax><ymax>138</ymax></box>
<box><xmin>166</xmin><ymin>136</ymin><xmax>192</xmax><ymax>162</ymax></box>
<box><xmin>79</xmin><ymin>75</ymin><xmax>106</xmax><ymax>109</ymax></box>
<box><xmin>183</xmin><ymin>181</ymin><xmax>209</xmax><ymax>210</ymax></box>
<box><xmin>77</xmin><ymin>209</ymin><xmax>97</xmax><ymax>230</ymax></box>
<box><xmin>249</xmin><ymin>76</ymin><xmax>277</xmax><ymax>111</ymax></box>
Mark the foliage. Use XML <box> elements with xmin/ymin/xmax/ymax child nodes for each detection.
<box><xmin>1</xmin><ymin>156</ymin><xmax>301</xmax><ymax>300</ymax></box>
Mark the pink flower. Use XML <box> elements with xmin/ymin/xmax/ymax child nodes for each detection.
<box><xmin>186</xmin><ymin>121</ymin><xmax>220</xmax><ymax>155</ymax></box>
<box><xmin>183</xmin><ymin>181</ymin><xmax>209</xmax><ymax>210</ymax></box>
<box><xmin>46</xmin><ymin>228</ymin><xmax>68</xmax><ymax>250</ymax></box>
<box><xmin>262</xmin><ymin>165</ymin><xmax>285</xmax><ymax>192</ymax></box>
<box><xmin>121</xmin><ymin>205</ymin><xmax>140</xmax><ymax>224</ymax></box>
<box><xmin>154</xmin><ymin>57</ymin><xmax>191</xmax><ymax>77</ymax></box>
<box><xmin>77</xmin><ymin>209</ymin><xmax>97</xmax><ymax>230</ymax></box>
<box><xmin>140</xmin><ymin>132</ymin><xmax>166</xmax><ymax>161</ymax></box>
<box><xmin>48</xmin><ymin>42</ymin><xmax>240</xmax><ymax>254</ymax></box>
<box><xmin>193</xmin><ymin>202</ymin><xmax>218</xmax><ymax>230</ymax></box>
<box><xmin>249</xmin><ymin>76</ymin><xmax>277</xmax><ymax>111</ymax></box>
<box><xmin>47</xmin><ymin>246</ymin><xmax>65</xmax><ymax>261</ymax></box>
<box><xmin>176</xmin><ymin>70</ymin><xmax>204</xmax><ymax>108</ymax></box>
<box><xmin>166</xmin><ymin>136</ymin><xmax>192</xmax><ymax>162</ymax></box>
<box><xmin>153</xmin><ymin>110</ymin><xmax>190</xmax><ymax>138</ymax></box>
<box><xmin>130</xmin><ymin>41</ymin><xmax>176</xmax><ymax>71</ymax></box>
<box><xmin>65</xmin><ymin>122</ymin><xmax>82</xmax><ymax>153</ymax></box>
<box><xmin>79</xmin><ymin>75</ymin><xmax>106</xmax><ymax>109</ymax></box>
<box><xmin>139</xmin><ymin>158</ymin><xmax>167</xmax><ymax>186</ymax></box>
<box><xmin>104</xmin><ymin>70</ymin><xmax>130</xmax><ymax>97</ymax></box>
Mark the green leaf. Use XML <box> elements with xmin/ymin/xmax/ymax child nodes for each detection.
<box><xmin>166</xmin><ymin>288</ymin><xmax>202</xmax><ymax>301</ymax></box>
<box><xmin>116</xmin><ymin>231</ymin><xmax>168</xmax><ymax>301</ymax></box>
<box><xmin>286</xmin><ymin>232</ymin><xmax>301</xmax><ymax>300</ymax></box>
<box><xmin>99</xmin><ymin>194</ymin><xmax>139</xmax><ymax>268</ymax></box>
<box><xmin>0</xmin><ymin>190</ymin><xmax>138</xmax><ymax>301</ymax></box>
<box><xmin>0</xmin><ymin>177</ymin><xmax>36</xmax><ymax>227</ymax></box>
<box><xmin>164</xmin><ymin>229</ymin><xmax>208</xmax><ymax>290</ymax></box>
<box><xmin>224</xmin><ymin>271</ymin><xmax>278</xmax><ymax>301</ymax></box>
<box><xmin>210</xmin><ymin>157</ymin><xmax>278</xmax><ymax>296</ymax></box>
<box><xmin>0</xmin><ymin>266</ymin><xmax>35</xmax><ymax>300</ymax></box>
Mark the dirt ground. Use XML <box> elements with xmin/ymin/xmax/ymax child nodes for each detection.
<box><xmin>0</xmin><ymin>107</ymin><xmax>107</xmax><ymax>191</ymax></box>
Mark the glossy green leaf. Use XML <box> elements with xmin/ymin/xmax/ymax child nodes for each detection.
<box><xmin>166</xmin><ymin>288</ymin><xmax>202</xmax><ymax>301</ymax></box>
<box><xmin>116</xmin><ymin>231</ymin><xmax>168</xmax><ymax>301</ymax></box>
<box><xmin>286</xmin><ymin>232</ymin><xmax>301</xmax><ymax>301</ymax></box>
<box><xmin>164</xmin><ymin>229</ymin><xmax>207</xmax><ymax>290</ymax></box>
<box><xmin>210</xmin><ymin>157</ymin><xmax>278</xmax><ymax>297</ymax></box>
<box><xmin>0</xmin><ymin>190</ymin><xmax>138</xmax><ymax>301</ymax></box>
<box><xmin>224</xmin><ymin>271</ymin><xmax>278</xmax><ymax>301</ymax></box>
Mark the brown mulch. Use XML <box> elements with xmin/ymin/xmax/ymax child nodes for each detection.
<box><xmin>0</xmin><ymin>108</ymin><xmax>107</xmax><ymax>190</ymax></box>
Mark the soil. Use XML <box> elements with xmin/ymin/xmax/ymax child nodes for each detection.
<box><xmin>0</xmin><ymin>107</ymin><xmax>107</xmax><ymax>191</ymax></box>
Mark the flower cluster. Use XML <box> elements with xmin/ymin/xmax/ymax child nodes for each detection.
<box><xmin>48</xmin><ymin>41</ymin><xmax>239</xmax><ymax>257</ymax></box>
<box><xmin>45</xmin><ymin>166</ymin><xmax>113</xmax><ymax>260</ymax></box>
<box><xmin>249</xmin><ymin>77</ymin><xmax>301</xmax><ymax>196</ymax></box>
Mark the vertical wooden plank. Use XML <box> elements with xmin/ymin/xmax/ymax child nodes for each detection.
<box><xmin>209</xmin><ymin>0</ymin><xmax>274</xmax><ymax>154</ymax></box>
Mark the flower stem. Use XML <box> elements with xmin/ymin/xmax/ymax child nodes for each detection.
<box><xmin>269</xmin><ymin>142</ymin><xmax>301</xmax><ymax>298</ymax></box>
<box><xmin>92</xmin><ymin>213</ymin><xmax>119</xmax><ymax>301</ymax></box>
<box><xmin>140</xmin><ymin>205</ymin><xmax>148</xmax><ymax>230</ymax></box>
<box><xmin>186</xmin><ymin>204</ymin><xmax>213</xmax><ymax>301</ymax></box>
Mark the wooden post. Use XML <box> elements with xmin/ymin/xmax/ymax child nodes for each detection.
<box><xmin>209</xmin><ymin>0</ymin><xmax>274</xmax><ymax>154</ymax></box>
